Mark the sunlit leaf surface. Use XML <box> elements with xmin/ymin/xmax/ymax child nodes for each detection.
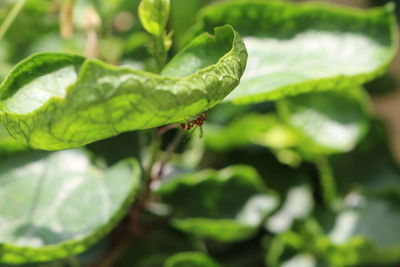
<box><xmin>190</xmin><ymin>1</ymin><xmax>397</xmax><ymax>103</ymax></box>
<box><xmin>278</xmin><ymin>89</ymin><xmax>370</xmax><ymax>154</ymax></box>
<box><xmin>0</xmin><ymin>150</ymin><xmax>140</xmax><ymax>264</ymax></box>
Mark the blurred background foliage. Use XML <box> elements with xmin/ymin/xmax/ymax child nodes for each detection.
<box><xmin>0</xmin><ymin>0</ymin><xmax>400</xmax><ymax>266</ymax></box>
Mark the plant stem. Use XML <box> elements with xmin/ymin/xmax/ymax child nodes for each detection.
<box><xmin>97</xmin><ymin>239</ymin><xmax>130</xmax><ymax>267</ymax></box>
<box><xmin>0</xmin><ymin>0</ymin><xmax>28</xmax><ymax>41</ymax></box>
<box><xmin>154</xmin><ymin>33</ymin><xmax>167</xmax><ymax>72</ymax></box>
<box><xmin>130</xmin><ymin>129</ymin><xmax>161</xmax><ymax>235</ymax></box>
<box><xmin>157</xmin><ymin>129</ymin><xmax>185</xmax><ymax>178</ymax></box>
<box><xmin>144</xmin><ymin>129</ymin><xmax>161</xmax><ymax>181</ymax></box>
<box><xmin>315</xmin><ymin>156</ymin><xmax>337</xmax><ymax>209</ymax></box>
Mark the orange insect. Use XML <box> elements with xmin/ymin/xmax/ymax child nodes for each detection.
<box><xmin>180</xmin><ymin>112</ymin><xmax>207</xmax><ymax>138</ymax></box>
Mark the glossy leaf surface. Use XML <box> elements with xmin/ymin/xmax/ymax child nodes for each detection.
<box><xmin>0</xmin><ymin>25</ymin><xmax>247</xmax><ymax>150</ymax></box>
<box><xmin>191</xmin><ymin>1</ymin><xmax>398</xmax><ymax>104</ymax></box>
<box><xmin>278</xmin><ymin>89</ymin><xmax>370</xmax><ymax>154</ymax></box>
<box><xmin>0</xmin><ymin>150</ymin><xmax>140</xmax><ymax>264</ymax></box>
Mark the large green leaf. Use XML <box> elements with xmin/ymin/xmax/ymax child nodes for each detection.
<box><xmin>277</xmin><ymin>88</ymin><xmax>370</xmax><ymax>155</ymax></box>
<box><xmin>190</xmin><ymin>1</ymin><xmax>398</xmax><ymax>104</ymax></box>
<box><xmin>0</xmin><ymin>150</ymin><xmax>140</xmax><ymax>264</ymax></box>
<box><xmin>155</xmin><ymin>165</ymin><xmax>278</xmax><ymax>242</ymax></box>
<box><xmin>0</xmin><ymin>25</ymin><xmax>247</xmax><ymax>150</ymax></box>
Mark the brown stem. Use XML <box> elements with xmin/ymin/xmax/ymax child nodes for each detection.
<box><xmin>59</xmin><ymin>0</ymin><xmax>74</xmax><ymax>39</ymax></box>
<box><xmin>93</xmin><ymin>238</ymin><xmax>130</xmax><ymax>267</ymax></box>
<box><xmin>157</xmin><ymin>123</ymin><xmax>178</xmax><ymax>135</ymax></box>
<box><xmin>131</xmin><ymin>129</ymin><xmax>161</xmax><ymax>235</ymax></box>
<box><xmin>83</xmin><ymin>6</ymin><xmax>101</xmax><ymax>58</ymax></box>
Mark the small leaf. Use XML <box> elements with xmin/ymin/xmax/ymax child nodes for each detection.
<box><xmin>277</xmin><ymin>88</ymin><xmax>370</xmax><ymax>155</ymax></box>
<box><xmin>0</xmin><ymin>25</ymin><xmax>247</xmax><ymax>150</ymax></box>
<box><xmin>139</xmin><ymin>0</ymin><xmax>170</xmax><ymax>36</ymax></box>
<box><xmin>155</xmin><ymin>165</ymin><xmax>279</xmax><ymax>242</ymax></box>
<box><xmin>164</xmin><ymin>252</ymin><xmax>221</xmax><ymax>267</ymax></box>
<box><xmin>190</xmin><ymin>1</ymin><xmax>398</xmax><ymax>103</ymax></box>
<box><xmin>0</xmin><ymin>150</ymin><xmax>141</xmax><ymax>264</ymax></box>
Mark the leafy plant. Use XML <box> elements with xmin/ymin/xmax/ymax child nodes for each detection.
<box><xmin>0</xmin><ymin>0</ymin><xmax>399</xmax><ymax>266</ymax></box>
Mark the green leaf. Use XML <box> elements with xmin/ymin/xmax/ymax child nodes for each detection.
<box><xmin>190</xmin><ymin>1</ymin><xmax>398</xmax><ymax>104</ymax></box>
<box><xmin>155</xmin><ymin>165</ymin><xmax>278</xmax><ymax>242</ymax></box>
<box><xmin>204</xmin><ymin>112</ymin><xmax>304</xmax><ymax>166</ymax></box>
<box><xmin>0</xmin><ymin>25</ymin><xmax>247</xmax><ymax>150</ymax></box>
<box><xmin>205</xmin><ymin>113</ymin><xmax>300</xmax><ymax>152</ymax></box>
<box><xmin>277</xmin><ymin>88</ymin><xmax>370</xmax><ymax>154</ymax></box>
<box><xmin>0</xmin><ymin>150</ymin><xmax>141</xmax><ymax>264</ymax></box>
<box><xmin>164</xmin><ymin>252</ymin><xmax>220</xmax><ymax>267</ymax></box>
<box><xmin>139</xmin><ymin>0</ymin><xmax>170</xmax><ymax>36</ymax></box>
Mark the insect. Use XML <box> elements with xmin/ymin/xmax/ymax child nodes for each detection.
<box><xmin>180</xmin><ymin>112</ymin><xmax>207</xmax><ymax>138</ymax></box>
